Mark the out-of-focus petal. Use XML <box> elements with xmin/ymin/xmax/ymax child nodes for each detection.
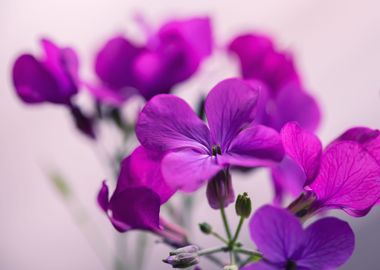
<box><xmin>95</xmin><ymin>36</ymin><xmax>141</xmax><ymax>89</ymax></box>
<box><xmin>205</xmin><ymin>78</ymin><xmax>259</xmax><ymax>150</ymax></box>
<box><xmin>310</xmin><ymin>141</ymin><xmax>380</xmax><ymax>216</ymax></box>
<box><xmin>162</xmin><ymin>149</ymin><xmax>222</xmax><ymax>192</ymax></box>
<box><xmin>241</xmin><ymin>261</ymin><xmax>280</xmax><ymax>270</ymax></box>
<box><xmin>136</xmin><ymin>94</ymin><xmax>211</xmax><ymax>153</ymax></box>
<box><xmin>281</xmin><ymin>122</ymin><xmax>322</xmax><ymax>184</ymax></box>
<box><xmin>109</xmin><ymin>186</ymin><xmax>161</xmax><ymax>232</ymax></box>
<box><xmin>97</xmin><ymin>181</ymin><xmax>109</xmax><ymax>212</ymax></box>
<box><xmin>249</xmin><ymin>205</ymin><xmax>304</xmax><ymax>263</ymax></box>
<box><xmin>117</xmin><ymin>146</ymin><xmax>176</xmax><ymax>204</ymax></box>
<box><xmin>271</xmin><ymin>157</ymin><xmax>306</xmax><ymax>205</ymax></box>
<box><xmin>297</xmin><ymin>218</ymin><xmax>354</xmax><ymax>269</ymax></box>
<box><xmin>12</xmin><ymin>54</ymin><xmax>58</xmax><ymax>103</ymax></box>
<box><xmin>218</xmin><ymin>125</ymin><xmax>284</xmax><ymax>167</ymax></box>
<box><xmin>270</xmin><ymin>83</ymin><xmax>321</xmax><ymax>132</ymax></box>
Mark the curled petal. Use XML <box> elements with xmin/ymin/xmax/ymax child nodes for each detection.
<box><xmin>137</xmin><ymin>94</ymin><xmax>211</xmax><ymax>153</ymax></box>
<box><xmin>310</xmin><ymin>141</ymin><xmax>380</xmax><ymax>216</ymax></box>
<box><xmin>162</xmin><ymin>149</ymin><xmax>222</xmax><ymax>192</ymax></box>
<box><xmin>281</xmin><ymin>122</ymin><xmax>322</xmax><ymax>184</ymax></box>
<box><xmin>298</xmin><ymin>217</ymin><xmax>355</xmax><ymax>269</ymax></box>
<box><xmin>205</xmin><ymin>78</ymin><xmax>259</xmax><ymax>149</ymax></box>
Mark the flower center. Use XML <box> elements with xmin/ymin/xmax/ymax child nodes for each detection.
<box><xmin>286</xmin><ymin>261</ymin><xmax>297</xmax><ymax>270</ymax></box>
<box><xmin>211</xmin><ymin>144</ymin><xmax>222</xmax><ymax>156</ymax></box>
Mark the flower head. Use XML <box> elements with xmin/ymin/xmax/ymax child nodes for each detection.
<box><xmin>97</xmin><ymin>146</ymin><xmax>176</xmax><ymax>232</ymax></box>
<box><xmin>90</xmin><ymin>16</ymin><xmax>213</xmax><ymax>105</ymax></box>
<box><xmin>281</xmin><ymin>122</ymin><xmax>380</xmax><ymax>217</ymax></box>
<box><xmin>12</xmin><ymin>38</ymin><xmax>79</xmax><ymax>105</ymax></box>
<box><xmin>136</xmin><ymin>78</ymin><xmax>284</xmax><ymax>193</ymax></box>
<box><xmin>243</xmin><ymin>205</ymin><xmax>355</xmax><ymax>270</ymax></box>
<box><xmin>228</xmin><ymin>33</ymin><xmax>320</xmax><ymax>132</ymax></box>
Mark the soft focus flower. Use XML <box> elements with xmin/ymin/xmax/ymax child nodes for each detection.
<box><xmin>136</xmin><ymin>78</ymin><xmax>284</xmax><ymax>193</ymax></box>
<box><xmin>228</xmin><ymin>33</ymin><xmax>320</xmax><ymax>132</ymax></box>
<box><xmin>90</xmin><ymin>16</ymin><xmax>213</xmax><ymax>105</ymax></box>
<box><xmin>282</xmin><ymin>122</ymin><xmax>380</xmax><ymax>217</ymax></box>
<box><xmin>12</xmin><ymin>38</ymin><xmax>79</xmax><ymax>105</ymax></box>
<box><xmin>97</xmin><ymin>146</ymin><xmax>176</xmax><ymax>232</ymax></box>
<box><xmin>243</xmin><ymin>205</ymin><xmax>355</xmax><ymax>270</ymax></box>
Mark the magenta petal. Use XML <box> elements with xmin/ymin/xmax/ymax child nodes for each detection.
<box><xmin>298</xmin><ymin>217</ymin><xmax>354</xmax><ymax>269</ymax></box>
<box><xmin>241</xmin><ymin>261</ymin><xmax>279</xmax><ymax>270</ymax></box>
<box><xmin>281</xmin><ymin>122</ymin><xmax>322</xmax><ymax>184</ymax></box>
<box><xmin>205</xmin><ymin>78</ymin><xmax>259</xmax><ymax>149</ymax></box>
<box><xmin>137</xmin><ymin>94</ymin><xmax>211</xmax><ymax>152</ymax></box>
<box><xmin>117</xmin><ymin>146</ymin><xmax>176</xmax><ymax>204</ymax></box>
<box><xmin>109</xmin><ymin>186</ymin><xmax>161</xmax><ymax>232</ymax></box>
<box><xmin>162</xmin><ymin>149</ymin><xmax>222</xmax><ymax>192</ymax></box>
<box><xmin>95</xmin><ymin>36</ymin><xmax>141</xmax><ymax>89</ymax></box>
<box><xmin>12</xmin><ymin>54</ymin><xmax>59</xmax><ymax>103</ymax></box>
<box><xmin>218</xmin><ymin>125</ymin><xmax>284</xmax><ymax>167</ymax></box>
<box><xmin>250</xmin><ymin>205</ymin><xmax>304</xmax><ymax>263</ymax></box>
<box><xmin>97</xmin><ymin>181</ymin><xmax>109</xmax><ymax>212</ymax></box>
<box><xmin>271</xmin><ymin>83</ymin><xmax>321</xmax><ymax>132</ymax></box>
<box><xmin>310</xmin><ymin>141</ymin><xmax>380</xmax><ymax>216</ymax></box>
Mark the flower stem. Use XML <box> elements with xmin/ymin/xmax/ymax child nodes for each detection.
<box><xmin>231</xmin><ymin>216</ymin><xmax>245</xmax><ymax>247</ymax></box>
<box><xmin>234</xmin><ymin>248</ymin><xmax>262</xmax><ymax>257</ymax></box>
<box><xmin>211</xmin><ymin>231</ymin><xmax>229</xmax><ymax>244</ymax></box>
<box><xmin>198</xmin><ymin>246</ymin><xmax>226</xmax><ymax>256</ymax></box>
<box><xmin>220</xmin><ymin>202</ymin><xmax>232</xmax><ymax>241</ymax></box>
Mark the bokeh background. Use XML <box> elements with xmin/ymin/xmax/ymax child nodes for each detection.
<box><xmin>1</xmin><ymin>0</ymin><xmax>380</xmax><ymax>269</ymax></box>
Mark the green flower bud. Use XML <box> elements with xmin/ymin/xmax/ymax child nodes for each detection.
<box><xmin>199</xmin><ymin>222</ymin><xmax>212</xmax><ymax>234</ymax></box>
<box><xmin>235</xmin><ymin>192</ymin><xmax>252</xmax><ymax>218</ymax></box>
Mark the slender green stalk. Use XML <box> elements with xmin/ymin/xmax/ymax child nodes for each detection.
<box><xmin>220</xmin><ymin>202</ymin><xmax>232</xmax><ymax>241</ymax></box>
<box><xmin>231</xmin><ymin>217</ymin><xmax>245</xmax><ymax>246</ymax></box>
<box><xmin>234</xmin><ymin>248</ymin><xmax>262</xmax><ymax>257</ymax></box>
<box><xmin>211</xmin><ymin>231</ymin><xmax>229</xmax><ymax>244</ymax></box>
<box><xmin>198</xmin><ymin>246</ymin><xmax>226</xmax><ymax>256</ymax></box>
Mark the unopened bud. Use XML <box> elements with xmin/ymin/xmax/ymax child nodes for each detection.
<box><xmin>206</xmin><ymin>170</ymin><xmax>235</xmax><ymax>209</ymax></box>
<box><xmin>235</xmin><ymin>192</ymin><xmax>252</xmax><ymax>218</ymax></box>
<box><xmin>169</xmin><ymin>245</ymin><xmax>200</xmax><ymax>255</ymax></box>
<box><xmin>199</xmin><ymin>222</ymin><xmax>212</xmax><ymax>234</ymax></box>
<box><xmin>163</xmin><ymin>253</ymin><xmax>199</xmax><ymax>268</ymax></box>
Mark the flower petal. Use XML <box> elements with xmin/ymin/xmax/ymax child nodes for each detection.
<box><xmin>205</xmin><ymin>78</ymin><xmax>259</xmax><ymax>149</ymax></box>
<box><xmin>249</xmin><ymin>205</ymin><xmax>304</xmax><ymax>263</ymax></box>
<box><xmin>310</xmin><ymin>141</ymin><xmax>380</xmax><ymax>216</ymax></box>
<box><xmin>12</xmin><ymin>54</ymin><xmax>59</xmax><ymax>103</ymax></box>
<box><xmin>97</xmin><ymin>181</ymin><xmax>109</xmax><ymax>212</ymax></box>
<box><xmin>109</xmin><ymin>186</ymin><xmax>161</xmax><ymax>232</ymax></box>
<box><xmin>136</xmin><ymin>94</ymin><xmax>211</xmax><ymax>152</ymax></box>
<box><xmin>95</xmin><ymin>36</ymin><xmax>141</xmax><ymax>89</ymax></box>
<box><xmin>281</xmin><ymin>122</ymin><xmax>322</xmax><ymax>185</ymax></box>
<box><xmin>116</xmin><ymin>146</ymin><xmax>176</xmax><ymax>204</ymax></box>
<box><xmin>218</xmin><ymin>125</ymin><xmax>284</xmax><ymax>167</ymax></box>
<box><xmin>162</xmin><ymin>149</ymin><xmax>222</xmax><ymax>192</ymax></box>
<box><xmin>297</xmin><ymin>217</ymin><xmax>355</xmax><ymax>269</ymax></box>
<box><xmin>241</xmin><ymin>261</ymin><xmax>280</xmax><ymax>270</ymax></box>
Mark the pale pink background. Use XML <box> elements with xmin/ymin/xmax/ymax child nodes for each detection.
<box><xmin>1</xmin><ymin>0</ymin><xmax>380</xmax><ymax>269</ymax></box>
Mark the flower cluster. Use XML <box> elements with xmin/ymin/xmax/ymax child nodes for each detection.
<box><xmin>12</xmin><ymin>14</ymin><xmax>380</xmax><ymax>270</ymax></box>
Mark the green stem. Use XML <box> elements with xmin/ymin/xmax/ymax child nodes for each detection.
<box><xmin>234</xmin><ymin>248</ymin><xmax>262</xmax><ymax>257</ymax></box>
<box><xmin>220</xmin><ymin>202</ymin><xmax>232</xmax><ymax>241</ymax></box>
<box><xmin>198</xmin><ymin>246</ymin><xmax>226</xmax><ymax>256</ymax></box>
<box><xmin>211</xmin><ymin>231</ymin><xmax>229</xmax><ymax>244</ymax></box>
<box><xmin>231</xmin><ymin>217</ymin><xmax>245</xmax><ymax>246</ymax></box>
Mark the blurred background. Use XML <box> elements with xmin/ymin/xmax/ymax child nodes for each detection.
<box><xmin>1</xmin><ymin>0</ymin><xmax>380</xmax><ymax>269</ymax></box>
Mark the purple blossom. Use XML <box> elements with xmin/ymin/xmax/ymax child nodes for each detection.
<box><xmin>282</xmin><ymin>122</ymin><xmax>380</xmax><ymax>217</ymax></box>
<box><xmin>12</xmin><ymin>38</ymin><xmax>79</xmax><ymax>105</ymax></box>
<box><xmin>136</xmin><ymin>78</ymin><xmax>284</xmax><ymax>193</ymax></box>
<box><xmin>228</xmin><ymin>33</ymin><xmax>321</xmax><ymax>132</ymax></box>
<box><xmin>90</xmin><ymin>16</ymin><xmax>213</xmax><ymax>105</ymax></box>
<box><xmin>242</xmin><ymin>205</ymin><xmax>355</xmax><ymax>270</ymax></box>
<box><xmin>97</xmin><ymin>146</ymin><xmax>176</xmax><ymax>232</ymax></box>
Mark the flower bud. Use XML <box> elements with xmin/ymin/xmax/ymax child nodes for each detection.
<box><xmin>199</xmin><ymin>222</ymin><xmax>212</xmax><ymax>234</ymax></box>
<box><xmin>235</xmin><ymin>192</ymin><xmax>252</xmax><ymax>218</ymax></box>
<box><xmin>163</xmin><ymin>253</ymin><xmax>199</xmax><ymax>268</ymax></box>
<box><xmin>169</xmin><ymin>245</ymin><xmax>200</xmax><ymax>255</ymax></box>
<box><xmin>206</xmin><ymin>170</ymin><xmax>235</xmax><ymax>209</ymax></box>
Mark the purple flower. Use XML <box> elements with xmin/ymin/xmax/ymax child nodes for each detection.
<box><xmin>90</xmin><ymin>16</ymin><xmax>213</xmax><ymax>105</ymax></box>
<box><xmin>282</xmin><ymin>122</ymin><xmax>380</xmax><ymax>217</ymax></box>
<box><xmin>136</xmin><ymin>78</ymin><xmax>284</xmax><ymax>193</ymax></box>
<box><xmin>228</xmin><ymin>33</ymin><xmax>321</xmax><ymax>132</ymax></box>
<box><xmin>243</xmin><ymin>205</ymin><xmax>355</xmax><ymax>270</ymax></box>
<box><xmin>12</xmin><ymin>38</ymin><xmax>79</xmax><ymax>105</ymax></box>
<box><xmin>97</xmin><ymin>146</ymin><xmax>176</xmax><ymax>232</ymax></box>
